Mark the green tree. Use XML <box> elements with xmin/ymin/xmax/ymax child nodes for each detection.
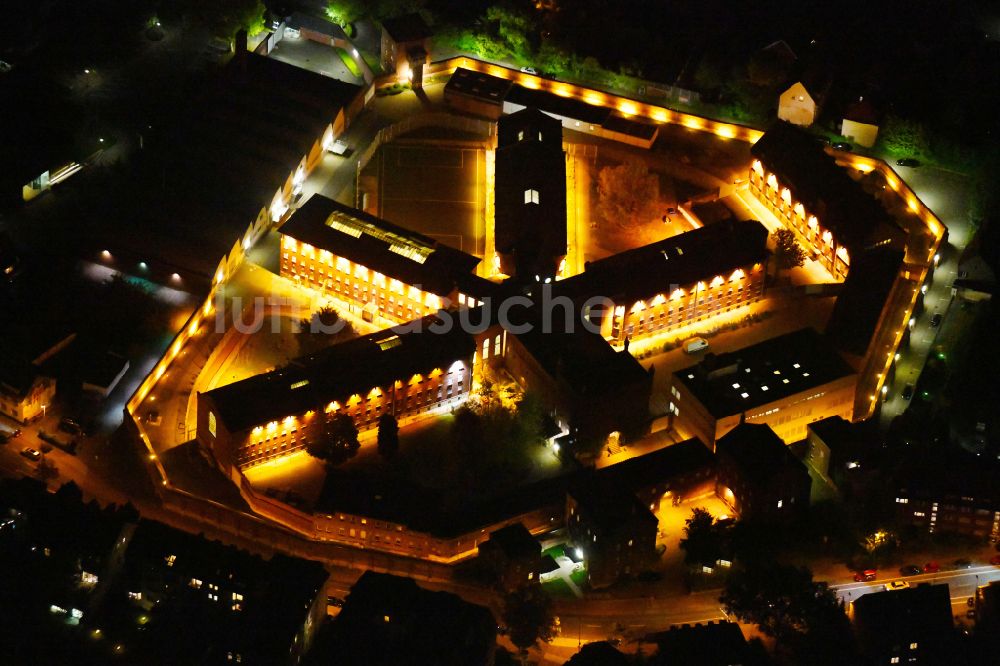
<box><xmin>196</xmin><ymin>0</ymin><xmax>267</xmax><ymax>38</ymax></box>
<box><xmin>376</xmin><ymin>413</ymin><xmax>399</xmax><ymax>458</ymax></box>
<box><xmin>772</xmin><ymin>228</ymin><xmax>807</xmax><ymax>272</ymax></box>
<box><xmin>325</xmin><ymin>0</ymin><xmax>365</xmax><ymax>27</ymax></box>
<box><xmin>721</xmin><ymin>562</ymin><xmax>857</xmax><ymax>664</ymax></box>
<box><xmin>597</xmin><ymin>156</ymin><xmax>660</xmax><ymax>229</ymax></box>
<box><xmin>680</xmin><ymin>507</ymin><xmax>724</xmax><ymax>567</ymax></box>
<box><xmin>502</xmin><ymin>584</ymin><xmax>557</xmax><ymax>657</ymax></box>
<box><xmin>307</xmin><ymin>413</ymin><xmax>360</xmax><ymax>466</ymax></box>
<box><xmin>485</xmin><ymin>3</ymin><xmax>537</xmax><ymax>62</ymax></box>
<box><xmin>878</xmin><ymin>114</ymin><xmax>930</xmax><ymax>158</ymax></box>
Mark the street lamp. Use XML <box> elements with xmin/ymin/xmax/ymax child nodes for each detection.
<box><xmin>933</xmin><ymin>253</ymin><xmax>940</xmax><ymax>267</ymax></box>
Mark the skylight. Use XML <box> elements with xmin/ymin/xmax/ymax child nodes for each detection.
<box><xmin>328</xmin><ymin>218</ymin><xmax>363</xmax><ymax>238</ymax></box>
<box><xmin>290</xmin><ymin>380</ymin><xmax>309</xmax><ymax>390</ymax></box>
<box><xmin>377</xmin><ymin>335</ymin><xmax>402</xmax><ymax>351</ymax></box>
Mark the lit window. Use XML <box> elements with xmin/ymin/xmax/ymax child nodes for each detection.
<box><xmin>793</xmin><ymin>363</ymin><xmax>800</xmax><ymax>368</ymax></box>
<box><xmin>740</xmin><ymin>392</ymin><xmax>749</xmax><ymax>398</ymax></box>
<box><xmin>190</xmin><ymin>578</ymin><xmax>202</xmax><ymax>589</ymax></box>
<box><xmin>524</xmin><ymin>189</ymin><xmax>539</xmax><ymax>204</ymax></box>
<box><xmin>517</xmin><ymin>130</ymin><xmax>524</xmax><ymax>141</ymax></box>
<box><xmin>777</xmin><ymin>500</ymin><xmax>783</xmax><ymax>508</ymax></box>
<box><xmin>732</xmin><ymin>383</ymin><xmax>740</xmax><ymax>389</ymax></box>
<box><xmin>761</xmin><ymin>386</ymin><xmax>769</xmax><ymax>391</ymax></box>
<box><xmin>128</xmin><ymin>591</ymin><xmax>142</xmax><ymax>601</ymax></box>
<box><xmin>891</xmin><ymin>658</ymin><xmax>900</xmax><ymax>664</ymax></box>
<box><xmin>527</xmin><ymin>572</ymin><xmax>534</xmax><ymax>580</ymax></box>
<box><xmin>81</xmin><ymin>572</ymin><xmax>99</xmax><ymax>585</ymax></box>
<box><xmin>909</xmin><ymin>643</ymin><xmax>918</xmax><ymax>650</ymax></box>
<box><xmin>384</xmin><ymin>615</ymin><xmax>391</xmax><ymax>623</ymax></box>
<box><xmin>165</xmin><ymin>554</ymin><xmax>176</xmax><ymax>567</ymax></box>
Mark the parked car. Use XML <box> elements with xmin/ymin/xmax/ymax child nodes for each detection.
<box><xmin>20</xmin><ymin>447</ymin><xmax>41</xmax><ymax>461</ymax></box>
<box><xmin>896</xmin><ymin>158</ymin><xmax>920</xmax><ymax>167</ymax></box>
<box><xmin>683</xmin><ymin>337</ymin><xmax>709</xmax><ymax>354</ymax></box>
<box><xmin>953</xmin><ymin>558</ymin><xmax>973</xmax><ymax>569</ymax></box>
<box><xmin>854</xmin><ymin>569</ymin><xmax>877</xmax><ymax>582</ymax></box>
<box><xmin>59</xmin><ymin>418</ymin><xmax>82</xmax><ymax>435</ymax></box>
<box><xmin>885</xmin><ymin>580</ymin><xmax>909</xmax><ymax>591</ymax></box>
<box><xmin>930</xmin><ymin>313</ymin><xmax>943</xmax><ymax>327</ymax></box>
<box><xmin>902</xmin><ymin>384</ymin><xmax>915</xmax><ymax>400</ymax></box>
<box><xmin>832</xmin><ymin>142</ymin><xmax>852</xmax><ymax>151</ymax></box>
<box><xmin>519</xmin><ymin>66</ymin><xmax>538</xmax><ymax>75</ymax></box>
<box><xmin>924</xmin><ymin>561</ymin><xmax>941</xmax><ymax>573</ymax></box>
<box><xmin>900</xmin><ymin>565</ymin><xmax>922</xmax><ymax>576</ymax></box>
<box><xmin>989</xmin><ymin>555</ymin><xmax>1000</xmax><ymax>566</ymax></box>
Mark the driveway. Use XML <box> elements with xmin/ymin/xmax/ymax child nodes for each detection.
<box><xmin>269</xmin><ymin>37</ymin><xmax>362</xmax><ymax>85</ymax></box>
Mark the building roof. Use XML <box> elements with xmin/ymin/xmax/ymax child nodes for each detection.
<box><xmin>0</xmin><ymin>356</ymin><xmax>41</xmax><ymax>401</ymax></box>
<box><xmin>716</xmin><ymin>423</ymin><xmax>808</xmax><ymax>484</ymax></box>
<box><xmin>843</xmin><ymin>98</ymin><xmax>879</xmax><ymax>124</ymax></box>
<box><xmin>444</xmin><ymin>67</ymin><xmax>513</xmax><ymax>106</ymax></box>
<box><xmin>326</xmin><ymin>571</ymin><xmax>495</xmax><ymax>666</ymax></box>
<box><xmin>643</xmin><ymin>621</ymin><xmax>750</xmax><ymax>666</ymax></box>
<box><xmin>505</xmin><ymin>84</ymin><xmax>611</xmax><ymax>125</ymax></box>
<box><xmin>825</xmin><ymin>246</ymin><xmax>903</xmax><ymax>357</ymax></box>
<box><xmin>287</xmin><ymin>11</ymin><xmax>347</xmax><ymax>40</ymax></box>
<box><xmin>853</xmin><ymin>584</ymin><xmax>955</xmax><ymax>657</ymax></box>
<box><xmin>601</xmin><ymin>113</ymin><xmax>660</xmax><ymax>140</ymax></box>
<box><xmin>561</xmin><ymin>219</ymin><xmax>769</xmax><ymax>304</ymax></box>
<box><xmin>82</xmin><ymin>351</ymin><xmax>129</xmax><ymax>390</ymax></box>
<box><xmin>121</xmin><ymin>519</ymin><xmax>328</xmax><ymax>660</ymax></box>
<box><xmin>596</xmin><ymin>438</ymin><xmax>715</xmax><ymax>493</ymax></box>
<box><xmin>381</xmin><ymin>13</ymin><xmax>432</xmax><ymax>43</ymax></box>
<box><xmin>484</xmin><ymin>522</ymin><xmax>540</xmax><ymax>560</ymax></box>
<box><xmin>674</xmin><ymin>327</ymin><xmax>855</xmax><ymax>418</ymax></box>
<box><xmin>751</xmin><ymin>122</ymin><xmax>904</xmax><ymax>252</ymax></box>
<box><xmin>507</xmin><ymin>307</ymin><xmax>651</xmax><ymax>398</ymax></box>
<box><xmin>894</xmin><ymin>450</ymin><xmax>1000</xmax><ymax>506</ymax></box>
<box><xmin>279</xmin><ymin>195</ymin><xmax>481</xmax><ymax>296</ymax></box>
<box><xmin>202</xmin><ymin>315</ymin><xmax>475</xmax><ymax>433</ymax></box>
<box><xmin>569</xmin><ymin>474</ymin><xmax>658</xmax><ymax>536</ymax></box>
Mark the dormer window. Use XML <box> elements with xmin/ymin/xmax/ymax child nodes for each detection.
<box><xmin>524</xmin><ymin>189</ymin><xmax>539</xmax><ymax>204</ymax></box>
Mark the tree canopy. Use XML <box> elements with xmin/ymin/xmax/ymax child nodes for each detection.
<box><xmin>376</xmin><ymin>413</ymin><xmax>399</xmax><ymax>458</ymax></box>
<box><xmin>772</xmin><ymin>228</ymin><xmax>807</xmax><ymax>271</ymax></box>
<box><xmin>679</xmin><ymin>507</ymin><xmax>730</xmax><ymax>567</ymax></box>
<box><xmin>502</xmin><ymin>584</ymin><xmax>557</xmax><ymax>655</ymax></box>
<box><xmin>597</xmin><ymin>156</ymin><xmax>660</xmax><ymax>229</ymax></box>
<box><xmin>307</xmin><ymin>413</ymin><xmax>361</xmax><ymax>466</ymax></box>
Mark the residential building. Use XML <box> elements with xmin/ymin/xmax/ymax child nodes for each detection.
<box><xmin>892</xmin><ymin>452</ymin><xmax>1000</xmax><ymax>540</ymax></box>
<box><xmin>851</xmin><ymin>584</ymin><xmax>956</xmax><ymax>665</ymax></box>
<box><xmin>0</xmin><ymin>358</ymin><xmax>55</xmax><ymax>424</ymax></box>
<box><xmin>841</xmin><ymin>98</ymin><xmax>880</xmax><ymax>148</ymax></box>
<box><xmin>278</xmin><ymin>195</ymin><xmax>481</xmax><ymax>325</ymax></box>
<box><xmin>81</xmin><ymin>351</ymin><xmax>130</xmax><ymax>398</ymax></box>
<box><xmin>116</xmin><ymin>520</ymin><xmax>328</xmax><ymax>665</ymax></box>
<box><xmin>494</xmin><ymin>107</ymin><xmax>568</xmax><ymax>279</ymax></box>
<box><xmin>749</xmin><ymin>122</ymin><xmax>905</xmax><ymax>280</ymax></box>
<box><xmin>380</xmin><ymin>13</ymin><xmax>432</xmax><ymax>86</ymax></box>
<box><xmin>322</xmin><ymin>571</ymin><xmax>496</xmax><ymax>666</ymax></box>
<box><xmin>567</xmin><ymin>476</ymin><xmax>658</xmax><ymax>588</ymax></box>
<box><xmin>670</xmin><ymin>328</ymin><xmax>857</xmax><ymax>446</ymax></box>
<box><xmin>197</xmin><ymin>316</ymin><xmax>475</xmax><ymax>473</ymax></box>
<box><xmin>559</xmin><ymin>219</ymin><xmax>769</xmax><ymax>346</ymax></box>
<box><xmin>643</xmin><ymin>621</ymin><xmax>758</xmax><ymax>666</ymax></box>
<box><xmin>715</xmin><ymin>423</ymin><xmax>811</xmax><ymax>522</ymax></box>
<box><xmin>778</xmin><ymin>81</ymin><xmax>819</xmax><ymax>126</ymax></box>
<box><xmin>477</xmin><ymin>522</ymin><xmax>542</xmax><ymax>590</ymax></box>
<box><xmin>804</xmin><ymin>415</ymin><xmax>874</xmax><ymax>487</ymax></box>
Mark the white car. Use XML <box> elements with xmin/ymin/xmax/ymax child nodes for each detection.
<box><xmin>885</xmin><ymin>580</ymin><xmax>909</xmax><ymax>591</ymax></box>
<box><xmin>520</xmin><ymin>66</ymin><xmax>538</xmax><ymax>75</ymax></box>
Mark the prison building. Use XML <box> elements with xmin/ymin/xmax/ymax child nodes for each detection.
<box><xmin>278</xmin><ymin>195</ymin><xmax>481</xmax><ymax>325</ymax></box>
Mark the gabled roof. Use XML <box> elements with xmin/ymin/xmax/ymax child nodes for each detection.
<box><xmin>843</xmin><ymin>98</ymin><xmax>879</xmax><ymax>124</ymax></box>
<box><xmin>279</xmin><ymin>195</ymin><xmax>481</xmax><ymax>296</ymax></box>
<box><xmin>202</xmin><ymin>315</ymin><xmax>475</xmax><ymax>433</ymax></box>
<box><xmin>561</xmin><ymin>219</ymin><xmax>769</xmax><ymax>305</ymax></box>
<box><xmin>444</xmin><ymin>67</ymin><xmax>512</xmax><ymax>105</ymax></box>
<box><xmin>596</xmin><ymin>438</ymin><xmax>715</xmax><ymax>492</ymax></box>
<box><xmin>751</xmin><ymin>122</ymin><xmax>904</xmax><ymax>253</ymax></box>
<box><xmin>484</xmin><ymin>523</ymin><xmax>540</xmax><ymax>559</ymax></box>
<box><xmin>716</xmin><ymin>423</ymin><xmax>807</xmax><ymax>483</ymax></box>
<box><xmin>825</xmin><ymin>246</ymin><xmax>903</xmax><ymax>357</ymax></box>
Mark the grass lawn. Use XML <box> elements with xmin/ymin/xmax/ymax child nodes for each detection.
<box><xmin>362</xmin><ymin>51</ymin><xmax>383</xmax><ymax>75</ymax></box>
<box><xmin>542</xmin><ymin>544</ymin><xmax>566</xmax><ymax>560</ymax></box>
<box><xmin>569</xmin><ymin>568</ymin><xmax>588</xmax><ymax>588</ymax></box>
<box><xmin>335</xmin><ymin>47</ymin><xmax>362</xmax><ymax>78</ymax></box>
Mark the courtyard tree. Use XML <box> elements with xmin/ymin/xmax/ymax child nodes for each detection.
<box><xmin>196</xmin><ymin>0</ymin><xmax>267</xmax><ymax>38</ymax></box>
<box><xmin>597</xmin><ymin>156</ymin><xmax>660</xmax><ymax>229</ymax></box>
<box><xmin>376</xmin><ymin>413</ymin><xmax>399</xmax><ymax>458</ymax></box>
<box><xmin>307</xmin><ymin>413</ymin><xmax>360</xmax><ymax>466</ymax></box>
<box><xmin>679</xmin><ymin>507</ymin><xmax>725</xmax><ymax>567</ymax></box>
<box><xmin>502</xmin><ymin>584</ymin><xmax>557</xmax><ymax>658</ymax></box>
<box><xmin>772</xmin><ymin>228</ymin><xmax>807</xmax><ymax>273</ymax></box>
<box><xmin>485</xmin><ymin>4</ymin><xmax>537</xmax><ymax>63</ymax></box>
